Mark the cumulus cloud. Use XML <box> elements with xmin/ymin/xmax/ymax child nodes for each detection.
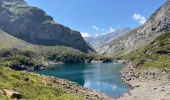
<box><xmin>92</xmin><ymin>25</ymin><xmax>99</xmax><ymax>31</ymax></box>
<box><xmin>81</xmin><ymin>32</ymin><xmax>90</xmax><ymax>37</ymax></box>
<box><xmin>91</xmin><ymin>25</ymin><xmax>116</xmax><ymax>36</ymax></box>
<box><xmin>132</xmin><ymin>13</ymin><xmax>146</xmax><ymax>24</ymax></box>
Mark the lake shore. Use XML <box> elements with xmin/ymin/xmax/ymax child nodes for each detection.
<box><xmin>36</xmin><ymin>62</ymin><xmax>130</xmax><ymax>99</ymax></box>
<box><xmin>31</xmin><ymin>73</ymin><xmax>113</xmax><ymax>100</ymax></box>
<box><xmin>119</xmin><ymin>63</ymin><xmax>170</xmax><ymax>100</ymax></box>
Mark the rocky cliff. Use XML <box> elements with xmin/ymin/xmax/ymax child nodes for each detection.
<box><xmin>0</xmin><ymin>0</ymin><xmax>94</xmax><ymax>53</ymax></box>
<box><xmin>100</xmin><ymin>0</ymin><xmax>170</xmax><ymax>57</ymax></box>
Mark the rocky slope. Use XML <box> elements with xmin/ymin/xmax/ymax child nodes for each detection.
<box><xmin>117</xmin><ymin>1</ymin><xmax>170</xmax><ymax>99</ymax></box>
<box><xmin>0</xmin><ymin>0</ymin><xmax>108</xmax><ymax>67</ymax></box>
<box><xmin>84</xmin><ymin>28</ymin><xmax>130</xmax><ymax>49</ymax></box>
<box><xmin>120</xmin><ymin>32</ymin><xmax>170</xmax><ymax>99</ymax></box>
<box><xmin>120</xmin><ymin>63</ymin><xmax>170</xmax><ymax>100</ymax></box>
<box><xmin>0</xmin><ymin>0</ymin><xmax>93</xmax><ymax>53</ymax></box>
<box><xmin>124</xmin><ymin>31</ymin><xmax>170</xmax><ymax>68</ymax></box>
<box><xmin>0</xmin><ymin>28</ymin><xmax>110</xmax><ymax>71</ymax></box>
<box><xmin>119</xmin><ymin>27</ymin><xmax>170</xmax><ymax>100</ymax></box>
<box><xmin>100</xmin><ymin>0</ymin><xmax>170</xmax><ymax>57</ymax></box>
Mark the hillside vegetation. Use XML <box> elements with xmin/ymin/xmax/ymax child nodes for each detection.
<box><xmin>124</xmin><ymin>31</ymin><xmax>170</xmax><ymax>68</ymax></box>
<box><xmin>0</xmin><ymin>67</ymin><xmax>82</xmax><ymax>100</ymax></box>
<box><xmin>0</xmin><ymin>30</ymin><xmax>108</xmax><ymax>68</ymax></box>
<box><xmin>100</xmin><ymin>0</ymin><xmax>170</xmax><ymax>57</ymax></box>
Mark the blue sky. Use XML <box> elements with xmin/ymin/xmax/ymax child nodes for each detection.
<box><xmin>25</xmin><ymin>0</ymin><xmax>166</xmax><ymax>37</ymax></box>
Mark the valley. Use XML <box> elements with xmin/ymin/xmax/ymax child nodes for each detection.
<box><xmin>0</xmin><ymin>0</ymin><xmax>169</xmax><ymax>100</ymax></box>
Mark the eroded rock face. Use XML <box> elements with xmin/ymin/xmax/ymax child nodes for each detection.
<box><xmin>100</xmin><ymin>0</ymin><xmax>170</xmax><ymax>56</ymax></box>
<box><xmin>0</xmin><ymin>0</ymin><xmax>93</xmax><ymax>53</ymax></box>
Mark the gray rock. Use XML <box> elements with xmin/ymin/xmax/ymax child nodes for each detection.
<box><xmin>0</xmin><ymin>0</ymin><xmax>94</xmax><ymax>53</ymax></box>
<box><xmin>100</xmin><ymin>0</ymin><xmax>170</xmax><ymax>56</ymax></box>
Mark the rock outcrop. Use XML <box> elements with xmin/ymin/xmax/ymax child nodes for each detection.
<box><xmin>0</xmin><ymin>0</ymin><xmax>94</xmax><ymax>53</ymax></box>
<box><xmin>100</xmin><ymin>0</ymin><xmax>170</xmax><ymax>57</ymax></box>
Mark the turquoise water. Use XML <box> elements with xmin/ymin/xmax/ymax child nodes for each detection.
<box><xmin>36</xmin><ymin>63</ymin><xmax>130</xmax><ymax>99</ymax></box>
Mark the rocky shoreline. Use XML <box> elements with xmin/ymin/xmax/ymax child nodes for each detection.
<box><xmin>119</xmin><ymin>63</ymin><xmax>170</xmax><ymax>100</ymax></box>
<box><xmin>30</xmin><ymin>73</ymin><xmax>113</xmax><ymax>100</ymax></box>
<box><xmin>9</xmin><ymin>59</ymin><xmax>112</xmax><ymax>72</ymax></box>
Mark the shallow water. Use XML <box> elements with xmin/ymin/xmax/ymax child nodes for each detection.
<box><xmin>36</xmin><ymin>62</ymin><xmax>130</xmax><ymax>99</ymax></box>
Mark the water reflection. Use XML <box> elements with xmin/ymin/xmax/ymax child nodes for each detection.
<box><xmin>36</xmin><ymin>63</ymin><xmax>129</xmax><ymax>99</ymax></box>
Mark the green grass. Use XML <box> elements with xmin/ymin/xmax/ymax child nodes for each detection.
<box><xmin>0</xmin><ymin>67</ymin><xmax>83</xmax><ymax>100</ymax></box>
<box><xmin>0</xmin><ymin>30</ymin><xmax>106</xmax><ymax>66</ymax></box>
<box><xmin>124</xmin><ymin>31</ymin><xmax>170</xmax><ymax>68</ymax></box>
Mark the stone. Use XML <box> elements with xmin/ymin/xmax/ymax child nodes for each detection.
<box><xmin>2</xmin><ymin>89</ymin><xmax>22</xmax><ymax>99</ymax></box>
<box><xmin>10</xmin><ymin>65</ymin><xmax>27</xmax><ymax>71</ymax></box>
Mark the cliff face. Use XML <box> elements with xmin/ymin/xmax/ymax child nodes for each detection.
<box><xmin>0</xmin><ymin>0</ymin><xmax>94</xmax><ymax>53</ymax></box>
<box><xmin>100</xmin><ymin>0</ymin><xmax>170</xmax><ymax>57</ymax></box>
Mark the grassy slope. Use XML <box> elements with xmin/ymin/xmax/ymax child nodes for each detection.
<box><xmin>0</xmin><ymin>30</ymin><xmax>86</xmax><ymax>54</ymax></box>
<box><xmin>0</xmin><ymin>30</ymin><xmax>104</xmax><ymax>66</ymax></box>
<box><xmin>0</xmin><ymin>67</ymin><xmax>82</xmax><ymax>100</ymax></box>
<box><xmin>0</xmin><ymin>30</ymin><xmax>35</xmax><ymax>50</ymax></box>
<box><xmin>124</xmin><ymin>31</ymin><xmax>170</xmax><ymax>68</ymax></box>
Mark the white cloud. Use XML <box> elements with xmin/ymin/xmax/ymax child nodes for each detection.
<box><xmin>91</xmin><ymin>26</ymin><xmax>116</xmax><ymax>36</ymax></box>
<box><xmin>92</xmin><ymin>25</ymin><xmax>99</xmax><ymax>31</ymax></box>
<box><xmin>132</xmin><ymin>13</ymin><xmax>146</xmax><ymax>24</ymax></box>
<box><xmin>109</xmin><ymin>27</ymin><xmax>115</xmax><ymax>32</ymax></box>
<box><xmin>81</xmin><ymin>32</ymin><xmax>90</xmax><ymax>37</ymax></box>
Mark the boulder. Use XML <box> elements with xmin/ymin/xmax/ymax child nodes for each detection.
<box><xmin>33</xmin><ymin>65</ymin><xmax>46</xmax><ymax>71</ymax></box>
<box><xmin>10</xmin><ymin>65</ymin><xmax>27</xmax><ymax>71</ymax></box>
<box><xmin>2</xmin><ymin>89</ymin><xmax>22</xmax><ymax>99</ymax></box>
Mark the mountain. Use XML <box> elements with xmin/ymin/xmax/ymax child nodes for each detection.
<box><xmin>0</xmin><ymin>0</ymin><xmax>112</xmax><ymax>67</ymax></box>
<box><xmin>0</xmin><ymin>30</ymin><xmax>35</xmax><ymax>49</ymax></box>
<box><xmin>0</xmin><ymin>0</ymin><xmax>93</xmax><ymax>53</ymax></box>
<box><xmin>84</xmin><ymin>28</ymin><xmax>130</xmax><ymax>49</ymax></box>
<box><xmin>99</xmin><ymin>0</ymin><xmax>170</xmax><ymax>57</ymax></box>
<box><xmin>0</xmin><ymin>29</ymin><xmax>102</xmax><ymax>66</ymax></box>
<box><xmin>125</xmin><ymin>31</ymin><xmax>170</xmax><ymax>68</ymax></box>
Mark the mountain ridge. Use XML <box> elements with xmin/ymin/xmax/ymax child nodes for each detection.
<box><xmin>99</xmin><ymin>0</ymin><xmax>170</xmax><ymax>57</ymax></box>
<box><xmin>0</xmin><ymin>0</ymin><xmax>94</xmax><ymax>53</ymax></box>
<box><xmin>84</xmin><ymin>28</ymin><xmax>130</xmax><ymax>51</ymax></box>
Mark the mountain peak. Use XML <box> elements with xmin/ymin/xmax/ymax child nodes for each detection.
<box><xmin>0</xmin><ymin>0</ymin><xmax>94</xmax><ymax>53</ymax></box>
<box><xmin>2</xmin><ymin>0</ymin><xmax>27</xmax><ymax>7</ymax></box>
<box><xmin>99</xmin><ymin>0</ymin><xmax>170</xmax><ymax>56</ymax></box>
